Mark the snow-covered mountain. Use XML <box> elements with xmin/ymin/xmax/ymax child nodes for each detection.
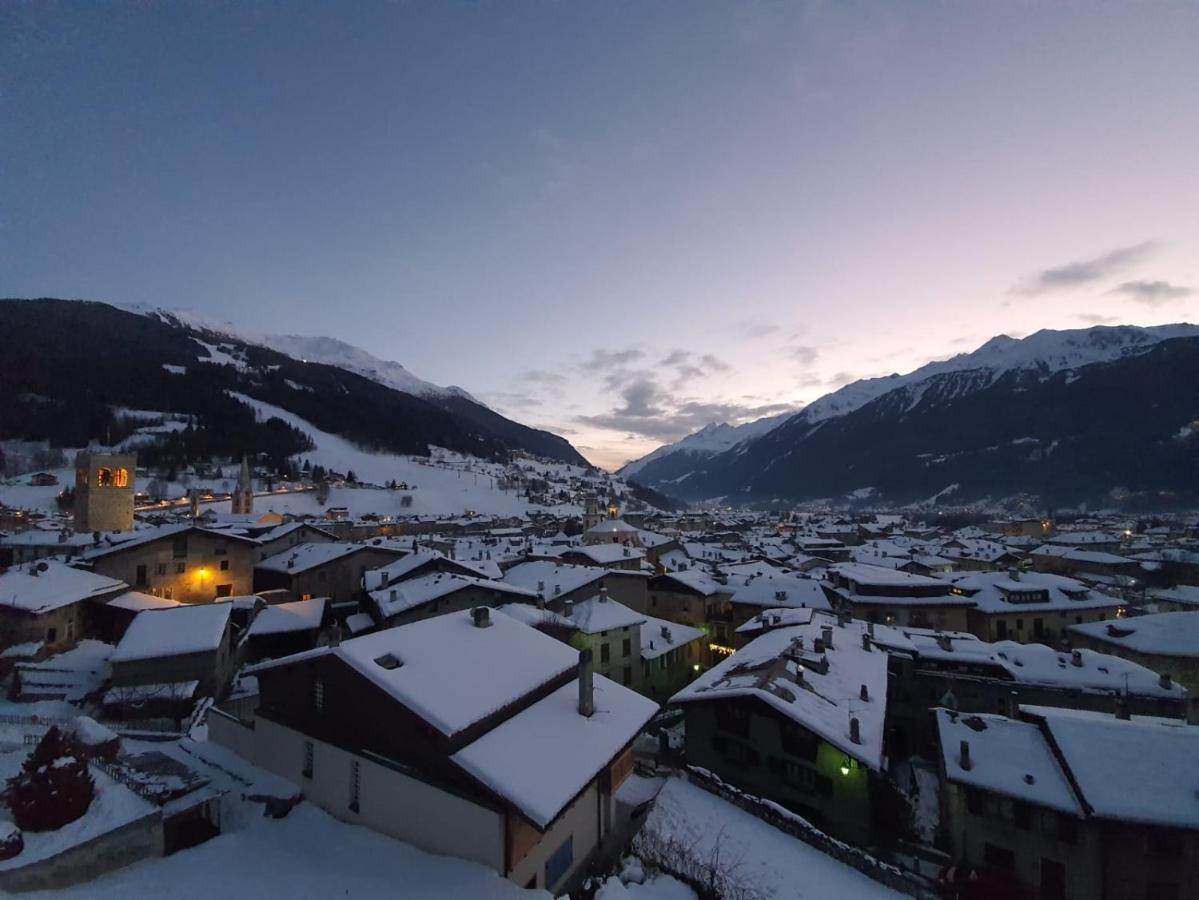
<box><xmin>126</xmin><ymin>305</ymin><xmax>473</xmax><ymax>402</ymax></box>
<box><xmin>256</xmin><ymin>334</ymin><xmax>475</xmax><ymax>402</ymax></box>
<box><xmin>626</xmin><ymin>324</ymin><xmax>1199</xmax><ymax>498</ymax></box>
<box><xmin>620</xmin><ymin>413</ymin><xmax>791</xmax><ymax>478</ymax></box>
<box><xmin>794</xmin><ymin>324</ymin><xmax>1199</xmax><ymax>427</ymax></box>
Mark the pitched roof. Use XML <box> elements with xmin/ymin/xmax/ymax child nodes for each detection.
<box><xmin>935</xmin><ymin>709</ymin><xmax>1083</xmax><ymax>815</ymax></box>
<box><xmin>0</xmin><ymin>561</ymin><xmax>125</xmax><ymax>614</ymax></box>
<box><xmin>451</xmin><ymin>675</ymin><xmax>657</xmax><ymax>828</ymax></box>
<box><xmin>111</xmin><ymin>603</ymin><xmax>233</xmax><ymax>662</ymax></box>
<box><xmin>672</xmin><ymin>613</ymin><xmax>889</xmax><ymax>769</ymax></box>
<box><xmin>256</xmin><ymin>609</ymin><xmax>580</xmax><ymax>738</ymax></box>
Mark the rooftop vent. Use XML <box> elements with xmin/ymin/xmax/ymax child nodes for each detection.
<box><xmin>1071</xmin><ymin>649</ymin><xmax>1083</xmax><ymax>667</ymax></box>
<box><xmin>821</xmin><ymin>624</ymin><xmax>834</xmax><ymax>650</ymax></box>
<box><xmin>959</xmin><ymin>739</ymin><xmax>972</xmax><ymax>771</ymax></box>
<box><xmin>373</xmin><ymin>653</ymin><xmax>402</xmax><ymax>670</ymax></box>
<box><xmin>471</xmin><ymin>607</ymin><xmax>492</xmax><ymax>629</ymax></box>
<box><xmin>849</xmin><ymin>716</ymin><xmax>861</xmax><ymax>745</ymax></box>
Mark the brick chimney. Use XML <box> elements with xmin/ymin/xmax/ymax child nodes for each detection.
<box><xmin>578</xmin><ymin>648</ymin><xmax>595</xmax><ymax>717</ymax></box>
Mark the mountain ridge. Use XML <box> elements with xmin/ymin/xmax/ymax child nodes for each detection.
<box><xmin>623</xmin><ymin>321</ymin><xmax>1199</xmax><ymax>508</ymax></box>
<box><xmin>628</xmin><ymin>325</ymin><xmax>1199</xmax><ymax>486</ymax></box>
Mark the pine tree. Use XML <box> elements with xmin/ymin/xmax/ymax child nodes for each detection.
<box><xmin>5</xmin><ymin>728</ymin><xmax>95</xmax><ymax>831</ymax></box>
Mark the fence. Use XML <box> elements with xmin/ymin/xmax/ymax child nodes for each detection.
<box><xmin>0</xmin><ymin>713</ymin><xmax>179</xmax><ymax>736</ymax></box>
<box><xmin>685</xmin><ymin>766</ymin><xmax>938</xmax><ymax>899</ymax></box>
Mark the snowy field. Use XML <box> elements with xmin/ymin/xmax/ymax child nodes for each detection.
<box><xmin>1</xmin><ymin>396</ymin><xmax>600</xmax><ymax>520</ymax></box>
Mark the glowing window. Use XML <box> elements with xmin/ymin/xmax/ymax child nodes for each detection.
<box><xmin>96</xmin><ymin>467</ymin><xmax>129</xmax><ymax>488</ymax></box>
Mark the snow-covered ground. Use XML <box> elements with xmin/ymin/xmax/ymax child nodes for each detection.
<box><xmin>640</xmin><ymin>777</ymin><xmax>903</xmax><ymax>900</ymax></box>
<box><xmin>22</xmin><ymin>800</ymin><xmax>543</xmax><ymax>900</ymax></box>
<box><xmin>7</xmin><ymin>733</ymin><xmax>543</xmax><ymax>899</ymax></box>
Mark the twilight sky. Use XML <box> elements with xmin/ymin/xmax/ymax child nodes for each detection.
<box><xmin>3</xmin><ymin>2</ymin><xmax>1198</xmax><ymax>470</ymax></box>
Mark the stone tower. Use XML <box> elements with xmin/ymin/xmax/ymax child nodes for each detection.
<box><xmin>231</xmin><ymin>455</ymin><xmax>254</xmax><ymax>515</ymax></box>
<box><xmin>74</xmin><ymin>450</ymin><xmax>135</xmax><ymax>532</ymax></box>
<box><xmin>583</xmin><ymin>494</ymin><xmax>602</xmax><ymax>531</ymax></box>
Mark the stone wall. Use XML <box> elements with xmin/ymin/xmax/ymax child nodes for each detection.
<box><xmin>0</xmin><ymin>810</ymin><xmax>162</xmax><ymax>893</ymax></box>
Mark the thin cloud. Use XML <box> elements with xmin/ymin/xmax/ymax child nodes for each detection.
<box><xmin>577</xmin><ymin>373</ymin><xmax>800</xmax><ymax>443</ymax></box>
<box><xmin>1107</xmin><ymin>280</ymin><xmax>1194</xmax><ymax>307</ymax></box>
<box><xmin>1014</xmin><ymin>241</ymin><xmax>1159</xmax><ymax>295</ymax></box>
<box><xmin>519</xmin><ymin>369</ymin><xmax>567</xmax><ymax>387</ymax></box>
<box><xmin>579</xmin><ymin>347</ymin><xmax>645</xmax><ymax>372</ymax></box>
<box><xmin>789</xmin><ymin>345</ymin><xmax>819</xmax><ymax>367</ymax></box>
<box><xmin>1076</xmin><ymin>313</ymin><xmax>1122</xmax><ymax>325</ymax></box>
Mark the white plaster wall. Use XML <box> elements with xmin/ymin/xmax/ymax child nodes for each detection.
<box><xmin>508</xmin><ymin>780</ymin><xmax>606</xmax><ymax>892</ymax></box>
<box><xmin>252</xmin><ymin>718</ymin><xmax>505</xmax><ymax>871</ymax></box>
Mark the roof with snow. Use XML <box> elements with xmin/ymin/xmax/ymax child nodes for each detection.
<box><xmin>248</xmin><ymin>597</ymin><xmax>328</xmax><ymax>636</ymax></box>
<box><xmin>564</xmin><ymin>594</ymin><xmax>645</xmax><ymax>634</ymax></box>
<box><xmin>1069</xmin><ymin>610</ymin><xmax>1199</xmax><ymax>657</ymax></box>
<box><xmin>501</xmin><ymin>560</ymin><xmax>607</xmax><ymax>599</ymax></box>
<box><xmin>639</xmin><ymin>613</ymin><xmax>704</xmax><ymax>660</ymax></box>
<box><xmin>947</xmin><ymin>571</ymin><xmax>1120</xmax><ymax>613</ymax></box>
<box><xmin>565</xmin><ymin>544</ymin><xmax>645</xmax><ymax>566</ymax></box>
<box><xmin>672</xmin><ymin>613</ymin><xmax>889</xmax><ymax>769</ymax></box>
<box><xmin>735</xmin><ymin>607</ymin><xmax>817</xmax><ymax>635</ymax></box>
<box><xmin>0</xmin><ymin>560</ymin><xmax>126</xmax><ymax>614</ymax></box>
<box><xmin>111</xmin><ymin>603</ymin><xmax>233</xmax><ymax>663</ymax></box>
<box><xmin>256</xmin><ymin>541</ymin><xmax>364</xmax><ymax>574</ymax></box>
<box><xmin>935</xmin><ymin>709</ymin><xmax>1083</xmax><ymax>815</ymax></box>
<box><xmin>725</xmin><ymin>571</ymin><xmax>831</xmax><ymax>611</ymax></box>
<box><xmin>451</xmin><ymin>675</ymin><xmax>657</xmax><ymax>828</ymax></box>
<box><xmin>106</xmin><ymin>590</ymin><xmax>183</xmax><ymax>612</ymax></box>
<box><xmin>1025</xmin><ymin>707</ymin><xmax>1199</xmax><ymax>828</ymax></box>
<box><xmin>892</xmin><ymin>631</ymin><xmax>1184</xmax><ymax>697</ymax></box>
<box><xmin>250</xmin><ymin>608</ymin><xmax>579</xmax><ymax>738</ymax></box>
<box><xmin>368</xmin><ymin>572</ymin><xmax>535</xmax><ymax>620</ymax></box>
<box><xmin>584</xmin><ymin>518</ymin><xmax>639</xmax><ymax>534</ymax></box>
<box><xmin>652</xmin><ymin>569</ymin><xmax>727</xmax><ymax>596</ymax></box>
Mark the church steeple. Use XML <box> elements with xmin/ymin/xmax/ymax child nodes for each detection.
<box><xmin>232</xmin><ymin>455</ymin><xmax>254</xmax><ymax>515</ymax></box>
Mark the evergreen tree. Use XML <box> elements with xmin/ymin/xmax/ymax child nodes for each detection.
<box><xmin>6</xmin><ymin>728</ymin><xmax>95</xmax><ymax>831</ymax></box>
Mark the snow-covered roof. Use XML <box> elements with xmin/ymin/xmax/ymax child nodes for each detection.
<box><xmin>902</xmin><ymin>633</ymin><xmax>1184</xmax><ymax>697</ymax></box>
<box><xmin>249</xmin><ymin>597</ymin><xmax>327</xmax><ymax>636</ymax></box>
<box><xmin>110</xmin><ymin>603</ymin><xmax>233</xmax><ymax>663</ymax></box>
<box><xmin>653</xmin><ymin>569</ymin><xmax>726</xmax><ymax>596</ymax></box>
<box><xmin>369</xmin><ymin>572</ymin><xmax>536</xmax><ymax>620</ymax></box>
<box><xmin>345</xmin><ymin>612</ymin><xmax>376</xmax><ymax>634</ymax></box>
<box><xmin>1068</xmin><ymin>610</ymin><xmax>1199</xmax><ymax>658</ymax></box>
<box><xmin>81</xmin><ymin>523</ymin><xmax>258</xmax><ymax>560</ymax></box>
<box><xmin>496</xmin><ymin>603</ymin><xmax>577</xmax><ymax>631</ymax></box>
<box><xmin>935</xmin><ymin>709</ymin><xmax>1083</xmax><ymax>815</ymax></box>
<box><xmin>735</xmin><ymin>607</ymin><xmax>817</xmax><ymax>635</ymax></box>
<box><xmin>451</xmin><ymin>674</ymin><xmax>657</xmax><ymax>828</ymax></box>
<box><xmin>0</xmin><ymin>560</ymin><xmax>126</xmax><ymax>614</ymax></box>
<box><xmin>828</xmin><ymin>562</ymin><xmax>948</xmax><ymax>588</ymax></box>
<box><xmin>566</xmin><ymin>544</ymin><xmax>645</xmax><ymax>565</ymax></box>
<box><xmin>502</xmin><ymin>560</ymin><xmax>607</xmax><ymax>599</ymax></box>
<box><xmin>106</xmin><ymin>590</ymin><xmax>184</xmax><ymax>612</ymax></box>
<box><xmin>947</xmin><ymin>570</ymin><xmax>1121</xmax><ymax>613</ymax></box>
<box><xmin>639</xmin><ymin>613</ymin><xmax>704</xmax><ymax>660</ymax></box>
<box><xmin>257</xmin><ymin>609</ymin><xmax>580</xmax><ymax>738</ymax></box>
<box><xmin>584</xmin><ymin>518</ymin><xmax>639</xmax><ymax>535</ymax></box>
<box><xmin>256</xmin><ymin>541</ymin><xmax>363</xmax><ymax>574</ymax></box>
<box><xmin>1027</xmin><ymin>707</ymin><xmax>1199</xmax><ymax>828</ymax></box>
<box><xmin>726</xmin><ymin>571</ymin><xmax>831</xmax><ymax>611</ymax></box>
<box><xmin>672</xmin><ymin>613</ymin><xmax>888</xmax><ymax>770</ymax></box>
<box><xmin>564</xmin><ymin>595</ymin><xmax>645</xmax><ymax>634</ymax></box>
